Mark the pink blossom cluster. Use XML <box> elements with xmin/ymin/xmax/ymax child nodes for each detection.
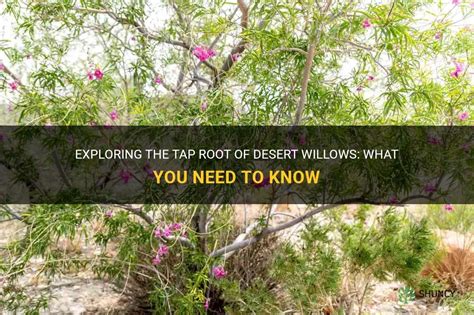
<box><xmin>298</xmin><ymin>133</ymin><xmax>306</xmax><ymax>145</ymax></box>
<box><xmin>110</xmin><ymin>109</ymin><xmax>119</xmax><ymax>121</ymax></box>
<box><xmin>9</xmin><ymin>81</ymin><xmax>19</xmax><ymax>91</ymax></box>
<box><xmin>427</xmin><ymin>134</ymin><xmax>442</xmax><ymax>145</ymax></box>
<box><xmin>154</xmin><ymin>76</ymin><xmax>163</xmax><ymax>84</ymax></box>
<box><xmin>362</xmin><ymin>18</ymin><xmax>372</xmax><ymax>29</ymax></box>
<box><xmin>444</xmin><ymin>204</ymin><xmax>454</xmax><ymax>212</ymax></box>
<box><xmin>458</xmin><ymin>111</ymin><xmax>469</xmax><ymax>121</ymax></box>
<box><xmin>212</xmin><ymin>265</ymin><xmax>227</xmax><ymax>279</ymax></box>
<box><xmin>152</xmin><ymin>244</ymin><xmax>169</xmax><ymax>265</ymax></box>
<box><xmin>388</xmin><ymin>196</ymin><xmax>399</xmax><ymax>204</ymax></box>
<box><xmin>461</xmin><ymin>142</ymin><xmax>471</xmax><ymax>153</ymax></box>
<box><xmin>192</xmin><ymin>46</ymin><xmax>216</xmax><ymax>62</ymax></box>
<box><xmin>424</xmin><ymin>182</ymin><xmax>437</xmax><ymax>194</ymax></box>
<box><xmin>143</xmin><ymin>162</ymin><xmax>154</xmax><ymax>177</ymax></box>
<box><xmin>87</xmin><ymin>67</ymin><xmax>104</xmax><ymax>80</ymax></box>
<box><xmin>204</xmin><ymin>298</ymin><xmax>210</xmax><ymax>310</ymax></box>
<box><xmin>253</xmin><ymin>177</ymin><xmax>270</xmax><ymax>188</ymax></box>
<box><xmin>119</xmin><ymin>169</ymin><xmax>132</xmax><ymax>184</ymax></box>
<box><xmin>356</xmin><ymin>75</ymin><xmax>375</xmax><ymax>92</ymax></box>
<box><xmin>450</xmin><ymin>61</ymin><xmax>464</xmax><ymax>78</ymax></box>
<box><xmin>231</xmin><ymin>53</ymin><xmax>240</xmax><ymax>62</ymax></box>
<box><xmin>154</xmin><ymin>222</ymin><xmax>184</xmax><ymax>238</ymax></box>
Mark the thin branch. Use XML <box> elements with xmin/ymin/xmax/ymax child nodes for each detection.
<box><xmin>268</xmin><ymin>47</ymin><xmax>309</xmax><ymax>56</ymax></box>
<box><xmin>70</xmin><ymin>5</ymin><xmax>218</xmax><ymax>74</ymax></box>
<box><xmin>209</xmin><ymin>203</ymin><xmax>337</xmax><ymax>257</ymax></box>
<box><xmin>293</xmin><ymin>0</ymin><xmax>333</xmax><ymax>125</ymax></box>
<box><xmin>113</xmin><ymin>204</ymin><xmax>153</xmax><ymax>225</ymax></box>
<box><xmin>52</xmin><ymin>150</ymin><xmax>72</xmax><ymax>188</ymax></box>
<box><xmin>0</xmin><ymin>63</ymin><xmax>24</xmax><ymax>86</ymax></box>
<box><xmin>112</xmin><ymin>204</ymin><xmax>194</xmax><ymax>248</ymax></box>
<box><xmin>0</xmin><ymin>205</ymin><xmax>22</xmax><ymax>221</ymax></box>
<box><xmin>293</xmin><ymin>41</ymin><xmax>316</xmax><ymax>125</ymax></box>
<box><xmin>213</xmin><ymin>2</ymin><xmax>264</xmax><ymax>87</ymax></box>
<box><xmin>384</xmin><ymin>0</ymin><xmax>397</xmax><ymax>26</ymax></box>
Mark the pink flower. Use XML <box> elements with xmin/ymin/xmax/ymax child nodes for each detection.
<box><xmin>424</xmin><ymin>183</ymin><xmax>437</xmax><ymax>194</ymax></box>
<box><xmin>356</xmin><ymin>86</ymin><xmax>363</xmax><ymax>92</ymax></box>
<box><xmin>9</xmin><ymin>81</ymin><xmax>19</xmax><ymax>91</ymax></box>
<box><xmin>143</xmin><ymin>162</ymin><xmax>154</xmax><ymax>177</ymax></box>
<box><xmin>192</xmin><ymin>46</ymin><xmax>216</xmax><ymax>62</ymax></box>
<box><xmin>253</xmin><ymin>177</ymin><xmax>270</xmax><ymax>188</ymax></box>
<box><xmin>154</xmin><ymin>76</ymin><xmax>162</xmax><ymax>84</ymax></box>
<box><xmin>367</xmin><ymin>75</ymin><xmax>375</xmax><ymax>81</ymax></box>
<box><xmin>362</xmin><ymin>18</ymin><xmax>372</xmax><ymax>29</ymax></box>
<box><xmin>231</xmin><ymin>53</ymin><xmax>240</xmax><ymax>62</ymax></box>
<box><xmin>119</xmin><ymin>169</ymin><xmax>132</xmax><ymax>184</ymax></box>
<box><xmin>152</xmin><ymin>255</ymin><xmax>161</xmax><ymax>265</ymax></box>
<box><xmin>298</xmin><ymin>134</ymin><xmax>306</xmax><ymax>145</ymax></box>
<box><xmin>458</xmin><ymin>112</ymin><xmax>469</xmax><ymax>121</ymax></box>
<box><xmin>204</xmin><ymin>298</ymin><xmax>210</xmax><ymax>310</ymax></box>
<box><xmin>154</xmin><ymin>228</ymin><xmax>162</xmax><ymax>238</ymax></box>
<box><xmin>450</xmin><ymin>61</ymin><xmax>464</xmax><ymax>78</ymax></box>
<box><xmin>461</xmin><ymin>142</ymin><xmax>471</xmax><ymax>153</ymax></box>
<box><xmin>212</xmin><ymin>266</ymin><xmax>227</xmax><ymax>279</ymax></box>
<box><xmin>427</xmin><ymin>134</ymin><xmax>442</xmax><ymax>145</ymax></box>
<box><xmin>170</xmin><ymin>223</ymin><xmax>182</xmax><ymax>231</ymax></box>
<box><xmin>94</xmin><ymin>68</ymin><xmax>104</xmax><ymax>80</ymax></box>
<box><xmin>162</xmin><ymin>226</ymin><xmax>172</xmax><ymax>237</ymax></box>
<box><xmin>200</xmin><ymin>101</ymin><xmax>208</xmax><ymax>111</ymax></box>
<box><xmin>434</xmin><ymin>32</ymin><xmax>442</xmax><ymax>40</ymax></box>
<box><xmin>87</xmin><ymin>71</ymin><xmax>94</xmax><ymax>80</ymax></box>
<box><xmin>157</xmin><ymin>244</ymin><xmax>169</xmax><ymax>256</ymax></box>
<box><xmin>452</xmin><ymin>0</ymin><xmax>460</xmax><ymax>5</ymax></box>
<box><xmin>389</xmin><ymin>196</ymin><xmax>398</xmax><ymax>204</ymax></box>
<box><xmin>110</xmin><ymin>109</ymin><xmax>119</xmax><ymax>121</ymax></box>
<box><xmin>444</xmin><ymin>204</ymin><xmax>454</xmax><ymax>212</ymax></box>
<box><xmin>0</xmin><ymin>63</ymin><xmax>5</xmax><ymax>71</ymax></box>
<box><xmin>105</xmin><ymin>210</ymin><xmax>114</xmax><ymax>218</ymax></box>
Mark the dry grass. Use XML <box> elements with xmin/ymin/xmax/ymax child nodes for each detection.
<box><xmin>227</xmin><ymin>234</ymin><xmax>280</xmax><ymax>288</ymax></box>
<box><xmin>422</xmin><ymin>245</ymin><xmax>474</xmax><ymax>294</ymax></box>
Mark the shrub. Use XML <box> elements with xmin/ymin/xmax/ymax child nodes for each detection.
<box><xmin>270</xmin><ymin>207</ymin><xmax>438</xmax><ymax>313</ymax></box>
<box><xmin>427</xmin><ymin>204</ymin><xmax>474</xmax><ymax>234</ymax></box>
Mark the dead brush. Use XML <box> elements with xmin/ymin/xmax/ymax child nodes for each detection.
<box><xmin>227</xmin><ymin>234</ymin><xmax>280</xmax><ymax>289</ymax></box>
<box><xmin>422</xmin><ymin>245</ymin><xmax>474</xmax><ymax>294</ymax></box>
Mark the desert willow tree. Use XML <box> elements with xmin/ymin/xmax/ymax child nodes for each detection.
<box><xmin>0</xmin><ymin>0</ymin><xmax>472</xmax><ymax>313</ymax></box>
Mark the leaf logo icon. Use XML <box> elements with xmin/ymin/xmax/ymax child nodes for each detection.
<box><xmin>398</xmin><ymin>286</ymin><xmax>416</xmax><ymax>304</ymax></box>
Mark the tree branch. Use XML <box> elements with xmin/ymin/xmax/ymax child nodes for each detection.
<box><xmin>70</xmin><ymin>6</ymin><xmax>218</xmax><ymax>75</ymax></box>
<box><xmin>0</xmin><ymin>205</ymin><xmax>22</xmax><ymax>221</ymax></box>
<box><xmin>293</xmin><ymin>0</ymin><xmax>333</xmax><ymax>125</ymax></box>
<box><xmin>268</xmin><ymin>47</ymin><xmax>309</xmax><ymax>56</ymax></box>
<box><xmin>209</xmin><ymin>203</ymin><xmax>337</xmax><ymax>257</ymax></box>
<box><xmin>293</xmin><ymin>41</ymin><xmax>317</xmax><ymax>125</ymax></box>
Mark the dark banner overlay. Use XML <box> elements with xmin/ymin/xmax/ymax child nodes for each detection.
<box><xmin>0</xmin><ymin>126</ymin><xmax>471</xmax><ymax>204</ymax></box>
